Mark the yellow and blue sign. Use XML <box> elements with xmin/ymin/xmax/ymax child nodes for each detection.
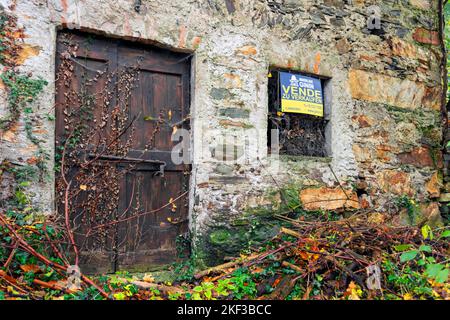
<box><xmin>280</xmin><ymin>72</ymin><xmax>324</xmax><ymax>117</ymax></box>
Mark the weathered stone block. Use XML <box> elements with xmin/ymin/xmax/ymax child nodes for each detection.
<box><xmin>410</xmin><ymin>0</ymin><xmax>431</xmax><ymax>10</ymax></box>
<box><xmin>388</xmin><ymin>37</ymin><xmax>424</xmax><ymax>60</ymax></box>
<box><xmin>352</xmin><ymin>144</ymin><xmax>372</xmax><ymax>163</ymax></box>
<box><xmin>351</xmin><ymin>115</ymin><xmax>374</xmax><ymax>128</ymax></box>
<box><xmin>376</xmin><ymin>144</ymin><xmax>395</xmax><ymax>163</ymax></box>
<box><xmin>397</xmin><ymin>146</ymin><xmax>436</xmax><ymax>168</ymax></box>
<box><xmin>426</xmin><ymin>172</ymin><xmax>442</xmax><ymax>199</ymax></box>
<box><xmin>219</xmin><ymin>108</ymin><xmax>250</xmax><ymax>119</ymax></box>
<box><xmin>219</xmin><ymin>119</ymin><xmax>252</xmax><ymax>128</ymax></box>
<box><xmin>413</xmin><ymin>28</ymin><xmax>439</xmax><ymax>46</ymax></box>
<box><xmin>335</xmin><ymin>38</ymin><xmax>350</xmax><ymax>54</ymax></box>
<box><xmin>376</xmin><ymin>170</ymin><xmax>414</xmax><ymax>196</ymax></box>
<box><xmin>236</xmin><ymin>45</ymin><xmax>257</xmax><ymax>56</ymax></box>
<box><xmin>348</xmin><ymin>69</ymin><xmax>426</xmax><ymax>110</ymax></box>
<box><xmin>210</xmin><ymin>88</ymin><xmax>231</xmax><ymax>100</ymax></box>
<box><xmin>299</xmin><ymin>187</ymin><xmax>360</xmax><ymax>211</ymax></box>
<box><xmin>223</xmin><ymin>73</ymin><xmax>242</xmax><ymax>88</ymax></box>
<box><xmin>419</xmin><ymin>202</ymin><xmax>443</xmax><ymax>227</ymax></box>
<box><xmin>214</xmin><ymin>163</ymin><xmax>234</xmax><ymax>175</ymax></box>
<box><xmin>422</xmin><ymin>86</ymin><xmax>442</xmax><ymax>111</ymax></box>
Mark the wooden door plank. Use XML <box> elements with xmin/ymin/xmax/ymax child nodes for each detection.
<box><xmin>55</xmin><ymin>31</ymin><xmax>119</xmax><ymax>274</ymax></box>
<box><xmin>116</xmin><ymin>42</ymin><xmax>191</xmax><ymax>270</ymax></box>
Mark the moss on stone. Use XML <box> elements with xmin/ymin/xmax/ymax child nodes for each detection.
<box><xmin>197</xmin><ymin>202</ymin><xmax>284</xmax><ymax>266</ymax></box>
<box><xmin>209</xmin><ymin>229</ymin><xmax>232</xmax><ymax>245</ymax></box>
<box><xmin>195</xmin><ymin>182</ymin><xmax>330</xmax><ymax>266</ymax></box>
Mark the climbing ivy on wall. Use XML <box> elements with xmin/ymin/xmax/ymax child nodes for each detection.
<box><xmin>0</xmin><ymin>71</ymin><xmax>47</xmax><ymax>131</ymax></box>
<box><xmin>0</xmin><ymin>6</ymin><xmax>48</xmax><ymax>176</ymax></box>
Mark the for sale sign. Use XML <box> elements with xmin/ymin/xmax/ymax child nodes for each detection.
<box><xmin>279</xmin><ymin>72</ymin><xmax>324</xmax><ymax>117</ymax></box>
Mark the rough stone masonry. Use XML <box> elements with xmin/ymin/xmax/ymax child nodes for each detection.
<box><xmin>0</xmin><ymin>0</ymin><xmax>447</xmax><ymax>266</ymax></box>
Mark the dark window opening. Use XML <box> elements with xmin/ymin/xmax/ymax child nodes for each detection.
<box><xmin>267</xmin><ymin>69</ymin><xmax>330</xmax><ymax>157</ymax></box>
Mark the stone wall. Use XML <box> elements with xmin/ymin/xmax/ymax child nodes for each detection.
<box><xmin>0</xmin><ymin>0</ymin><xmax>446</xmax><ymax>266</ymax></box>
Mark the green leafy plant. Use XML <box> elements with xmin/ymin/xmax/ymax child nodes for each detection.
<box><xmin>112</xmin><ymin>284</ymin><xmax>138</xmax><ymax>300</ymax></box>
<box><xmin>191</xmin><ymin>281</ymin><xmax>215</xmax><ymax>300</ymax></box>
<box><xmin>440</xmin><ymin>230</ymin><xmax>450</xmax><ymax>238</ymax></box>
<box><xmin>230</xmin><ymin>268</ymin><xmax>257</xmax><ymax>299</ymax></box>
<box><xmin>172</xmin><ymin>258</ymin><xmax>196</xmax><ymax>282</ymax></box>
<box><xmin>395</xmin><ymin>196</ymin><xmax>420</xmax><ymax>224</ymax></box>
<box><xmin>188</xmin><ymin>278</ymin><xmax>236</xmax><ymax>300</ymax></box>
<box><xmin>0</xmin><ymin>70</ymin><xmax>47</xmax><ymax>130</ymax></box>
<box><xmin>168</xmin><ymin>291</ymin><xmax>182</xmax><ymax>300</ymax></box>
<box><xmin>0</xmin><ymin>71</ymin><xmax>49</xmax><ymax>177</ymax></box>
<box><xmin>393</xmin><ymin>227</ymin><xmax>449</xmax><ymax>285</ymax></box>
<box><xmin>382</xmin><ymin>257</ymin><xmax>434</xmax><ymax>298</ymax></box>
<box><xmin>215</xmin><ymin>278</ymin><xmax>236</xmax><ymax>297</ymax></box>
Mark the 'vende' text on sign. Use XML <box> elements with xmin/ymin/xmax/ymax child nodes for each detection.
<box><xmin>280</xmin><ymin>72</ymin><xmax>324</xmax><ymax>117</ymax></box>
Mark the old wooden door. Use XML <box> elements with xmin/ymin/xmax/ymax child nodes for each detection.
<box><xmin>55</xmin><ymin>31</ymin><xmax>191</xmax><ymax>274</ymax></box>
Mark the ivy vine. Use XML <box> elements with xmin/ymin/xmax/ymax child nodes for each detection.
<box><xmin>0</xmin><ymin>7</ymin><xmax>49</xmax><ymax>178</ymax></box>
<box><xmin>0</xmin><ymin>71</ymin><xmax>47</xmax><ymax>130</ymax></box>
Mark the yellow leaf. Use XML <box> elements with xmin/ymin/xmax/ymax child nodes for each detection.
<box><xmin>79</xmin><ymin>185</ymin><xmax>87</xmax><ymax>191</ymax></box>
<box><xmin>350</xmin><ymin>292</ymin><xmax>361</xmax><ymax>300</ymax></box>
<box><xmin>143</xmin><ymin>274</ymin><xmax>155</xmax><ymax>283</ymax></box>
<box><xmin>169</xmin><ymin>197</ymin><xmax>177</xmax><ymax>212</ymax></box>
<box><xmin>268</xmin><ymin>72</ymin><xmax>272</xmax><ymax>78</ymax></box>
<box><xmin>345</xmin><ymin>281</ymin><xmax>362</xmax><ymax>300</ymax></box>
<box><xmin>403</xmin><ymin>293</ymin><xmax>413</xmax><ymax>300</ymax></box>
<box><xmin>7</xmin><ymin>286</ymin><xmax>19</xmax><ymax>295</ymax></box>
<box><xmin>168</xmin><ymin>110</ymin><xmax>172</xmax><ymax>120</ymax></box>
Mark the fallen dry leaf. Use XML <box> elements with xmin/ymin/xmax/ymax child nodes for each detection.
<box><xmin>20</xmin><ymin>264</ymin><xmax>41</xmax><ymax>273</ymax></box>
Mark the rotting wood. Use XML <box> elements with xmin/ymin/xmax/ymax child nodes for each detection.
<box><xmin>281</xmin><ymin>261</ymin><xmax>303</xmax><ymax>273</ymax></box>
<box><xmin>280</xmin><ymin>227</ymin><xmax>302</xmax><ymax>239</ymax></box>
<box><xmin>264</xmin><ymin>275</ymin><xmax>297</xmax><ymax>300</ymax></box>
<box><xmin>128</xmin><ymin>280</ymin><xmax>185</xmax><ymax>295</ymax></box>
<box><xmin>194</xmin><ymin>253</ymin><xmax>260</xmax><ymax>279</ymax></box>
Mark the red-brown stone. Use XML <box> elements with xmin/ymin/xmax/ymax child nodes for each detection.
<box><xmin>412</xmin><ymin>28</ymin><xmax>439</xmax><ymax>46</ymax></box>
<box><xmin>397</xmin><ymin>147</ymin><xmax>435</xmax><ymax>168</ymax></box>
